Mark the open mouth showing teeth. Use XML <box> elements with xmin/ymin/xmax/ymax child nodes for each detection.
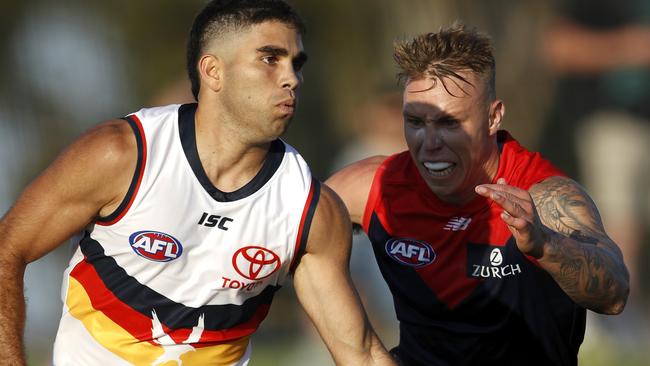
<box><xmin>423</xmin><ymin>162</ymin><xmax>455</xmax><ymax>177</ymax></box>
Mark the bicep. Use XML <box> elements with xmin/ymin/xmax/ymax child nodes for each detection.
<box><xmin>0</xmin><ymin>120</ymin><xmax>136</xmax><ymax>263</ymax></box>
<box><xmin>294</xmin><ymin>185</ymin><xmax>353</xmax><ymax>298</ymax></box>
<box><xmin>292</xmin><ymin>185</ymin><xmax>361</xmax><ymax>336</ymax></box>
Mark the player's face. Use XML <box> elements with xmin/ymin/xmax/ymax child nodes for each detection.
<box><xmin>219</xmin><ymin>21</ymin><xmax>306</xmax><ymax>142</ymax></box>
<box><xmin>402</xmin><ymin>72</ymin><xmax>503</xmax><ymax>206</ymax></box>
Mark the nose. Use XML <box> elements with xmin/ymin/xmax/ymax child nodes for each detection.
<box><xmin>422</xmin><ymin>124</ymin><xmax>444</xmax><ymax>151</ymax></box>
<box><xmin>281</xmin><ymin>65</ymin><xmax>302</xmax><ymax>91</ymax></box>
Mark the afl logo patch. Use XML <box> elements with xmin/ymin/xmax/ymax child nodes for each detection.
<box><xmin>232</xmin><ymin>246</ymin><xmax>281</xmax><ymax>280</ymax></box>
<box><xmin>129</xmin><ymin>231</ymin><xmax>183</xmax><ymax>262</ymax></box>
<box><xmin>385</xmin><ymin>238</ymin><xmax>435</xmax><ymax>268</ymax></box>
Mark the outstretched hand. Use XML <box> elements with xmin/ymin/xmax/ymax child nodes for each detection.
<box><xmin>475</xmin><ymin>178</ymin><xmax>549</xmax><ymax>258</ymax></box>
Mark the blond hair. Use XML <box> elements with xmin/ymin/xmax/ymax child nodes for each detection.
<box><xmin>394</xmin><ymin>23</ymin><xmax>495</xmax><ymax>98</ymax></box>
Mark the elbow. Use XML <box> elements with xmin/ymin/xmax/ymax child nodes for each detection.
<box><xmin>596</xmin><ymin>283</ymin><xmax>630</xmax><ymax>315</ymax></box>
<box><xmin>596</xmin><ymin>257</ymin><xmax>632</xmax><ymax>315</ymax></box>
<box><xmin>611</xmin><ymin>283</ymin><xmax>631</xmax><ymax>315</ymax></box>
<box><xmin>599</xmin><ymin>299</ymin><xmax>626</xmax><ymax>315</ymax></box>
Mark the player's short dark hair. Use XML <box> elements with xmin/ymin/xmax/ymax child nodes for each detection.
<box><xmin>394</xmin><ymin>23</ymin><xmax>496</xmax><ymax>99</ymax></box>
<box><xmin>187</xmin><ymin>0</ymin><xmax>306</xmax><ymax>100</ymax></box>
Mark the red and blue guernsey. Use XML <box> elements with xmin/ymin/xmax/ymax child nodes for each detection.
<box><xmin>363</xmin><ymin>131</ymin><xmax>585</xmax><ymax>366</ymax></box>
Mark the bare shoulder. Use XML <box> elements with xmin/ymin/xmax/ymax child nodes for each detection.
<box><xmin>50</xmin><ymin>119</ymin><xmax>137</xmax><ymax>203</ymax></box>
<box><xmin>327</xmin><ymin>155</ymin><xmax>387</xmax><ymax>186</ymax></box>
<box><xmin>68</xmin><ymin>119</ymin><xmax>139</xmax><ymax>216</ymax></box>
<box><xmin>325</xmin><ymin>155</ymin><xmax>387</xmax><ymax>224</ymax></box>
<box><xmin>530</xmin><ymin>176</ymin><xmax>608</xmax><ymax>241</ymax></box>
<box><xmin>70</xmin><ymin>119</ymin><xmax>137</xmax><ymax>166</ymax></box>
<box><xmin>0</xmin><ymin>119</ymin><xmax>139</xmax><ymax>263</ymax></box>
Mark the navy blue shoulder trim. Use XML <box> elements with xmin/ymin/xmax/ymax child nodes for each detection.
<box><xmin>290</xmin><ymin>178</ymin><xmax>321</xmax><ymax>273</ymax></box>
<box><xmin>96</xmin><ymin>115</ymin><xmax>146</xmax><ymax>225</ymax></box>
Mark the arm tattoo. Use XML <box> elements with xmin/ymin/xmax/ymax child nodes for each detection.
<box><xmin>569</xmin><ymin>230</ymin><xmax>598</xmax><ymax>244</ymax></box>
<box><xmin>530</xmin><ymin>176</ymin><xmax>629</xmax><ymax>313</ymax></box>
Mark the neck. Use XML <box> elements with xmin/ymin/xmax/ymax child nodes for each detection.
<box><xmin>194</xmin><ymin>102</ymin><xmax>272</xmax><ymax>193</ymax></box>
<box><xmin>483</xmin><ymin>140</ymin><xmax>501</xmax><ymax>184</ymax></box>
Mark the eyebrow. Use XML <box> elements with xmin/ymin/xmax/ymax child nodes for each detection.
<box><xmin>402</xmin><ymin>111</ymin><xmax>420</xmax><ymax>119</ymax></box>
<box><xmin>256</xmin><ymin>45</ymin><xmax>308</xmax><ymax>65</ymax></box>
<box><xmin>403</xmin><ymin>109</ymin><xmax>457</xmax><ymax>123</ymax></box>
<box><xmin>257</xmin><ymin>45</ymin><xmax>289</xmax><ymax>56</ymax></box>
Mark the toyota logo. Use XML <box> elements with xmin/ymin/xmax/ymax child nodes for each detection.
<box><xmin>232</xmin><ymin>246</ymin><xmax>281</xmax><ymax>280</ymax></box>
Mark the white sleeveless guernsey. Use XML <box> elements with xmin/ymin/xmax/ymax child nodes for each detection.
<box><xmin>53</xmin><ymin>104</ymin><xmax>320</xmax><ymax>366</ymax></box>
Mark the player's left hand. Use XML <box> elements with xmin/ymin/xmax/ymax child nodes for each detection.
<box><xmin>475</xmin><ymin>178</ymin><xmax>549</xmax><ymax>258</ymax></box>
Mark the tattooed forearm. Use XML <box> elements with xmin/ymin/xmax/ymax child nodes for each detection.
<box><xmin>530</xmin><ymin>177</ymin><xmax>629</xmax><ymax>314</ymax></box>
<box><xmin>569</xmin><ymin>230</ymin><xmax>598</xmax><ymax>244</ymax></box>
<box><xmin>544</xmin><ymin>232</ymin><xmax>627</xmax><ymax>313</ymax></box>
<box><xmin>534</xmin><ymin>177</ymin><xmax>603</xmax><ymax>237</ymax></box>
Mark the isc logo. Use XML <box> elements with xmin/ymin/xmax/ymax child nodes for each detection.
<box><xmin>385</xmin><ymin>238</ymin><xmax>435</xmax><ymax>268</ymax></box>
<box><xmin>129</xmin><ymin>231</ymin><xmax>183</xmax><ymax>262</ymax></box>
<box><xmin>197</xmin><ymin>212</ymin><xmax>233</xmax><ymax>231</ymax></box>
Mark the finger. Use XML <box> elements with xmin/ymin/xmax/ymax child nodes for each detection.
<box><xmin>497</xmin><ymin>178</ymin><xmax>507</xmax><ymax>185</ymax></box>
<box><xmin>501</xmin><ymin>212</ymin><xmax>532</xmax><ymax>245</ymax></box>
<box><xmin>477</xmin><ymin>183</ymin><xmax>526</xmax><ymax>197</ymax></box>
<box><xmin>501</xmin><ymin>211</ymin><xmax>529</xmax><ymax>231</ymax></box>
<box><xmin>476</xmin><ymin>185</ymin><xmax>530</xmax><ymax>211</ymax></box>
<box><xmin>475</xmin><ymin>185</ymin><xmax>491</xmax><ymax>197</ymax></box>
<box><xmin>476</xmin><ymin>183</ymin><xmax>531</xmax><ymax>202</ymax></box>
<box><xmin>487</xmin><ymin>190</ymin><xmax>530</xmax><ymax>219</ymax></box>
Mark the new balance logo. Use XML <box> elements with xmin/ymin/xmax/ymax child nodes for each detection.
<box><xmin>444</xmin><ymin>217</ymin><xmax>471</xmax><ymax>231</ymax></box>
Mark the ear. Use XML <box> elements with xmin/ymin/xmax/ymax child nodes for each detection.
<box><xmin>488</xmin><ymin>99</ymin><xmax>505</xmax><ymax>135</ymax></box>
<box><xmin>198</xmin><ymin>54</ymin><xmax>223</xmax><ymax>93</ymax></box>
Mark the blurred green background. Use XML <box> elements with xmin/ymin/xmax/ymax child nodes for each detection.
<box><xmin>1</xmin><ymin>0</ymin><xmax>648</xmax><ymax>365</ymax></box>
